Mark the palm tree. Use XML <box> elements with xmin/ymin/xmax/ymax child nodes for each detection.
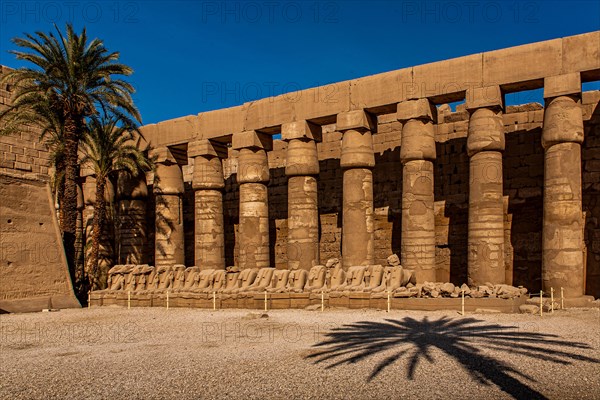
<box><xmin>0</xmin><ymin>24</ymin><xmax>140</xmax><ymax>277</ymax></box>
<box><xmin>80</xmin><ymin>116</ymin><xmax>152</xmax><ymax>290</ymax></box>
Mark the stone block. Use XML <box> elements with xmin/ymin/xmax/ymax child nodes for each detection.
<box><xmin>351</xmin><ymin>68</ymin><xmax>412</xmax><ymax>109</ymax></box>
<box><xmin>244</xmin><ymin>95</ymin><xmax>294</xmax><ymax>131</ymax></box>
<box><xmin>412</xmin><ymin>54</ymin><xmax>483</xmax><ymax>101</ymax></box>
<box><xmin>544</xmin><ymin>73</ymin><xmax>582</xmax><ymax>99</ymax></box>
<box><xmin>188</xmin><ymin>139</ymin><xmax>228</xmax><ymax>159</ymax></box>
<box><xmin>396</xmin><ymin>99</ymin><xmax>436</xmax><ymax>122</ymax></box>
<box><xmin>562</xmin><ymin>31</ymin><xmax>600</xmax><ymax>76</ymax></box>
<box><xmin>465</xmin><ymin>85</ymin><xmax>503</xmax><ymax>111</ymax></box>
<box><xmin>156</xmin><ymin>115</ymin><xmax>200</xmax><ymax>146</ymax></box>
<box><xmin>281</xmin><ymin>120</ymin><xmax>322</xmax><ymax>142</ymax></box>
<box><xmin>232</xmin><ymin>131</ymin><xmax>273</xmax><ymax>151</ymax></box>
<box><xmin>198</xmin><ymin>105</ymin><xmax>245</xmax><ymax>139</ymax></box>
<box><xmin>336</xmin><ymin>110</ymin><xmax>376</xmax><ymax>132</ymax></box>
<box><xmin>483</xmin><ymin>38</ymin><xmax>562</xmax><ymax>87</ymax></box>
<box><xmin>295</xmin><ymin>81</ymin><xmax>351</xmax><ymax>121</ymax></box>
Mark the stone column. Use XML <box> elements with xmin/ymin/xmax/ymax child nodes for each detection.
<box><xmin>465</xmin><ymin>86</ymin><xmax>506</xmax><ymax>286</ymax></box>
<box><xmin>282</xmin><ymin>121</ymin><xmax>322</xmax><ymax>271</ymax></box>
<box><xmin>542</xmin><ymin>73</ymin><xmax>585</xmax><ymax>298</ymax></box>
<box><xmin>397</xmin><ymin>99</ymin><xmax>436</xmax><ymax>282</ymax></box>
<box><xmin>152</xmin><ymin>147</ymin><xmax>185</xmax><ymax>267</ymax></box>
<box><xmin>232</xmin><ymin>131</ymin><xmax>273</xmax><ymax>270</ymax></box>
<box><xmin>189</xmin><ymin>139</ymin><xmax>228</xmax><ymax>270</ymax></box>
<box><xmin>337</xmin><ymin>110</ymin><xmax>375</xmax><ymax>268</ymax></box>
<box><xmin>116</xmin><ymin>171</ymin><xmax>148</xmax><ymax>265</ymax></box>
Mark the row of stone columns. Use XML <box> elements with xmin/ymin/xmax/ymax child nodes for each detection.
<box><xmin>139</xmin><ymin>74</ymin><xmax>585</xmax><ymax>298</ymax></box>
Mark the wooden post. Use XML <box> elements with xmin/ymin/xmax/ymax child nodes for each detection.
<box><xmin>87</xmin><ymin>291</ymin><xmax>91</xmax><ymax>309</ymax></box>
<box><xmin>127</xmin><ymin>291</ymin><xmax>131</xmax><ymax>310</ymax></box>
<box><xmin>539</xmin><ymin>290</ymin><xmax>543</xmax><ymax>317</ymax></box>
<box><xmin>550</xmin><ymin>287</ymin><xmax>554</xmax><ymax>313</ymax></box>
<box><xmin>213</xmin><ymin>291</ymin><xmax>216</xmax><ymax>311</ymax></box>
<box><xmin>561</xmin><ymin>287</ymin><xmax>564</xmax><ymax>310</ymax></box>
<box><xmin>461</xmin><ymin>289</ymin><xmax>465</xmax><ymax>316</ymax></box>
<box><xmin>264</xmin><ymin>290</ymin><xmax>267</xmax><ymax>312</ymax></box>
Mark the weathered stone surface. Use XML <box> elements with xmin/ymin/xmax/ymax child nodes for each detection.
<box><xmin>0</xmin><ymin>173</ymin><xmax>80</xmax><ymax>312</ymax></box>
<box><xmin>467</xmin><ymin>107</ymin><xmax>506</xmax><ymax>286</ymax></box>
<box><xmin>544</xmin><ymin>73</ymin><xmax>581</xmax><ymax>99</ymax></box>
<box><xmin>542</xmin><ymin>94</ymin><xmax>585</xmax><ymax>298</ymax></box>
<box><xmin>465</xmin><ymin>86</ymin><xmax>503</xmax><ymax>112</ymax></box>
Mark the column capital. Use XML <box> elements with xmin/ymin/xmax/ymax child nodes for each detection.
<box><xmin>336</xmin><ymin>110</ymin><xmax>375</xmax><ymax>133</ymax></box>
<box><xmin>281</xmin><ymin>120</ymin><xmax>322</xmax><ymax>142</ymax></box>
<box><xmin>544</xmin><ymin>73</ymin><xmax>581</xmax><ymax>100</ymax></box>
<box><xmin>232</xmin><ymin>131</ymin><xmax>273</xmax><ymax>151</ymax></box>
<box><xmin>465</xmin><ymin>85</ymin><xmax>504</xmax><ymax>112</ymax></box>
<box><xmin>188</xmin><ymin>139</ymin><xmax>228</xmax><ymax>159</ymax></box>
<box><xmin>396</xmin><ymin>98</ymin><xmax>436</xmax><ymax>123</ymax></box>
<box><xmin>149</xmin><ymin>146</ymin><xmax>178</xmax><ymax>165</ymax></box>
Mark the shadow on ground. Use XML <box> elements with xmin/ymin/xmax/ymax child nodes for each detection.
<box><xmin>306</xmin><ymin>316</ymin><xmax>599</xmax><ymax>399</ymax></box>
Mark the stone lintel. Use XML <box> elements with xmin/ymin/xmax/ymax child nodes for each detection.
<box><xmin>465</xmin><ymin>85</ymin><xmax>504</xmax><ymax>111</ymax></box>
<box><xmin>231</xmin><ymin>131</ymin><xmax>273</xmax><ymax>151</ymax></box>
<box><xmin>188</xmin><ymin>139</ymin><xmax>228</xmax><ymax>159</ymax></box>
<box><xmin>396</xmin><ymin>99</ymin><xmax>436</xmax><ymax>123</ymax></box>
<box><xmin>544</xmin><ymin>73</ymin><xmax>581</xmax><ymax>99</ymax></box>
<box><xmin>281</xmin><ymin>120</ymin><xmax>322</xmax><ymax>142</ymax></box>
<box><xmin>336</xmin><ymin>110</ymin><xmax>375</xmax><ymax>132</ymax></box>
<box><xmin>149</xmin><ymin>147</ymin><xmax>178</xmax><ymax>165</ymax></box>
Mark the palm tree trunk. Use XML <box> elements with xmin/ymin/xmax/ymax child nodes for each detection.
<box><xmin>55</xmin><ymin>156</ymin><xmax>66</xmax><ymax>227</ymax></box>
<box><xmin>88</xmin><ymin>176</ymin><xmax>106</xmax><ymax>290</ymax></box>
<box><xmin>62</xmin><ymin>116</ymin><xmax>80</xmax><ymax>285</ymax></box>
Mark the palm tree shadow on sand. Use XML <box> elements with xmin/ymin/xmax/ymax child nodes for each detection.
<box><xmin>306</xmin><ymin>316</ymin><xmax>599</xmax><ymax>399</ymax></box>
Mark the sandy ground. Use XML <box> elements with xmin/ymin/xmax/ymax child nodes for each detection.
<box><xmin>0</xmin><ymin>306</ymin><xmax>599</xmax><ymax>400</ymax></box>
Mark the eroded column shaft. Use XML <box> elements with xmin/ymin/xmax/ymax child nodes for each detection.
<box><xmin>398</xmin><ymin>112</ymin><xmax>436</xmax><ymax>282</ymax></box>
<box><xmin>284</xmin><ymin>133</ymin><xmax>320</xmax><ymax>271</ymax></box>
<box><xmin>238</xmin><ymin>147</ymin><xmax>270</xmax><ymax>269</ymax></box>
<box><xmin>401</xmin><ymin>159</ymin><xmax>435</xmax><ymax>279</ymax></box>
<box><xmin>542</xmin><ymin>95</ymin><xmax>584</xmax><ymax>297</ymax></box>
<box><xmin>116</xmin><ymin>172</ymin><xmax>148</xmax><ymax>265</ymax></box>
<box><xmin>193</xmin><ymin>154</ymin><xmax>225</xmax><ymax>269</ymax></box>
<box><xmin>154</xmin><ymin>162</ymin><xmax>185</xmax><ymax>267</ymax></box>
<box><xmin>342</xmin><ymin>166</ymin><xmax>374</xmax><ymax>267</ymax></box>
<box><xmin>467</xmin><ymin>107</ymin><xmax>505</xmax><ymax>286</ymax></box>
<box><xmin>339</xmin><ymin>123</ymin><xmax>375</xmax><ymax>268</ymax></box>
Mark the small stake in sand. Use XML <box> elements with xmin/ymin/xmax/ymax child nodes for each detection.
<box><xmin>321</xmin><ymin>291</ymin><xmax>324</xmax><ymax>312</ymax></box>
<box><xmin>264</xmin><ymin>290</ymin><xmax>267</xmax><ymax>312</ymax></box>
<box><xmin>539</xmin><ymin>290</ymin><xmax>543</xmax><ymax>317</ymax></box>
<box><xmin>127</xmin><ymin>291</ymin><xmax>131</xmax><ymax>310</ymax></box>
<box><xmin>166</xmin><ymin>290</ymin><xmax>169</xmax><ymax>310</ymax></box>
<box><xmin>461</xmin><ymin>289</ymin><xmax>465</xmax><ymax>316</ymax></box>
<box><xmin>550</xmin><ymin>287</ymin><xmax>554</xmax><ymax>313</ymax></box>
<box><xmin>387</xmin><ymin>291</ymin><xmax>391</xmax><ymax>313</ymax></box>
<box><xmin>561</xmin><ymin>287</ymin><xmax>564</xmax><ymax>310</ymax></box>
<box><xmin>213</xmin><ymin>291</ymin><xmax>216</xmax><ymax>311</ymax></box>
<box><xmin>87</xmin><ymin>291</ymin><xmax>91</xmax><ymax>309</ymax></box>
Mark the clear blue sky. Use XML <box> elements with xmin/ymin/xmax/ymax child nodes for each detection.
<box><xmin>1</xmin><ymin>1</ymin><xmax>599</xmax><ymax>124</ymax></box>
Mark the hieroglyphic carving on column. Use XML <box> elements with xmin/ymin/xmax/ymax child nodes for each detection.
<box><xmin>542</xmin><ymin>73</ymin><xmax>585</xmax><ymax>298</ymax></box>
<box><xmin>232</xmin><ymin>131</ymin><xmax>273</xmax><ymax>270</ymax></box>
<box><xmin>465</xmin><ymin>86</ymin><xmax>506</xmax><ymax>286</ymax></box>
<box><xmin>116</xmin><ymin>171</ymin><xmax>148</xmax><ymax>265</ymax></box>
<box><xmin>282</xmin><ymin>120</ymin><xmax>322</xmax><ymax>271</ymax></box>
<box><xmin>397</xmin><ymin>99</ymin><xmax>436</xmax><ymax>282</ymax></box>
<box><xmin>189</xmin><ymin>139</ymin><xmax>228</xmax><ymax>270</ymax></box>
<box><xmin>151</xmin><ymin>146</ymin><xmax>185</xmax><ymax>267</ymax></box>
<box><xmin>338</xmin><ymin>110</ymin><xmax>376</xmax><ymax>269</ymax></box>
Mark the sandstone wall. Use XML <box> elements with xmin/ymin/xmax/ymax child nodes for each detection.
<box><xmin>0</xmin><ymin>172</ymin><xmax>80</xmax><ymax>312</ymax></box>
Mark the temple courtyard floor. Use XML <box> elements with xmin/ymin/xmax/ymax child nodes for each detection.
<box><xmin>1</xmin><ymin>306</ymin><xmax>599</xmax><ymax>399</ymax></box>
